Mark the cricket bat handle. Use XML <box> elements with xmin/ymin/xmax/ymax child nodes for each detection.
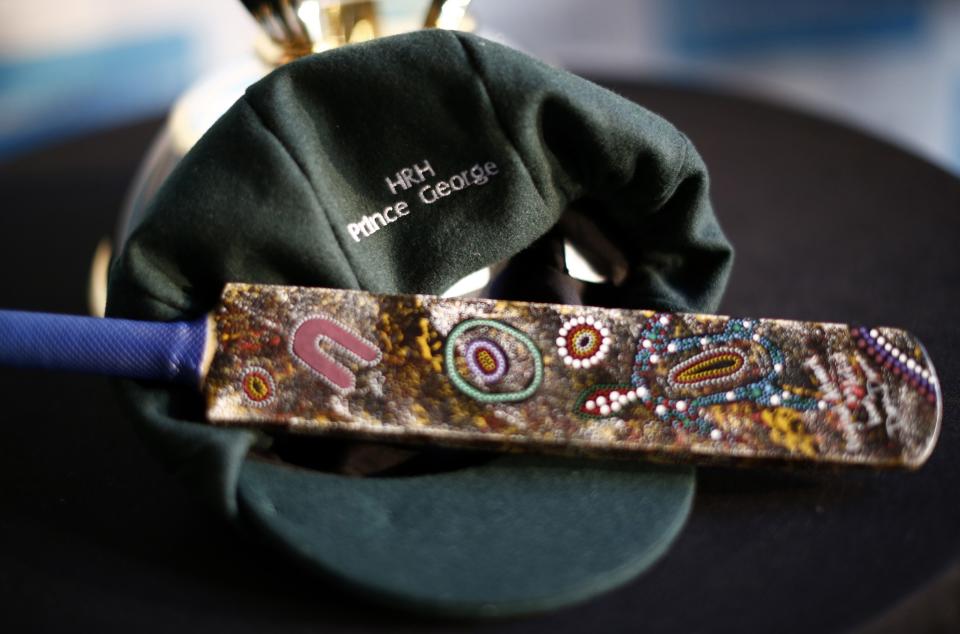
<box><xmin>0</xmin><ymin>309</ymin><xmax>209</xmax><ymax>385</ymax></box>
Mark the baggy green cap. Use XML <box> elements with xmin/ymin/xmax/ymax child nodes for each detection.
<box><xmin>107</xmin><ymin>29</ymin><xmax>732</xmax><ymax>615</ymax></box>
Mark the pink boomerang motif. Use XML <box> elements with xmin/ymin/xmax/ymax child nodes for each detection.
<box><xmin>291</xmin><ymin>316</ymin><xmax>381</xmax><ymax>393</ymax></box>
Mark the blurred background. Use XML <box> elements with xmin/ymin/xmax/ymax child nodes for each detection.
<box><xmin>1</xmin><ymin>0</ymin><xmax>958</xmax><ymax>173</ymax></box>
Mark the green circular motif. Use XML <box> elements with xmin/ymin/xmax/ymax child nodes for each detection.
<box><xmin>444</xmin><ymin>319</ymin><xmax>544</xmax><ymax>402</ymax></box>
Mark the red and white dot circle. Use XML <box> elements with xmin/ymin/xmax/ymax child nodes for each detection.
<box><xmin>556</xmin><ymin>316</ymin><xmax>612</xmax><ymax>369</ymax></box>
<box><xmin>240</xmin><ymin>366</ymin><xmax>276</xmax><ymax>406</ymax></box>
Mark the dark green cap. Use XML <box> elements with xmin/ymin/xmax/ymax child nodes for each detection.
<box><xmin>107</xmin><ymin>29</ymin><xmax>731</xmax><ymax>616</ymax></box>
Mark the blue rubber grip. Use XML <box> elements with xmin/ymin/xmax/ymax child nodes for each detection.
<box><xmin>0</xmin><ymin>310</ymin><xmax>209</xmax><ymax>385</ymax></box>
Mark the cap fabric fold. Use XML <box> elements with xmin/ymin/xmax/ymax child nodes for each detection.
<box><xmin>107</xmin><ymin>29</ymin><xmax>732</xmax><ymax>615</ymax></box>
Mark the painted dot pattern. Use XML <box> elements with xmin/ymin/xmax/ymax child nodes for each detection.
<box><xmin>241</xmin><ymin>366</ymin><xmax>276</xmax><ymax>406</ymax></box>
<box><xmin>670</xmin><ymin>348</ymin><xmax>746</xmax><ymax>386</ymax></box>
<box><xmin>557</xmin><ymin>316</ymin><xmax>612</xmax><ymax>369</ymax></box>
<box><xmin>575</xmin><ymin>314</ymin><xmax>819</xmax><ymax>439</ymax></box>
<box><xmin>465</xmin><ymin>338</ymin><xmax>508</xmax><ymax>384</ymax></box>
<box><xmin>445</xmin><ymin>319</ymin><xmax>544</xmax><ymax>403</ymax></box>
<box><xmin>852</xmin><ymin>326</ymin><xmax>938</xmax><ymax>403</ymax></box>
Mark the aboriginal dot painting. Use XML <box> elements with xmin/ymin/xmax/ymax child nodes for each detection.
<box><xmin>204</xmin><ymin>284</ymin><xmax>941</xmax><ymax>468</ymax></box>
<box><xmin>557</xmin><ymin>316</ymin><xmax>611</xmax><ymax>369</ymax></box>
<box><xmin>576</xmin><ymin>314</ymin><xmax>818</xmax><ymax>440</ymax></box>
<box><xmin>444</xmin><ymin>318</ymin><xmax>543</xmax><ymax>402</ymax></box>
<box><xmin>240</xmin><ymin>366</ymin><xmax>275</xmax><ymax>406</ymax></box>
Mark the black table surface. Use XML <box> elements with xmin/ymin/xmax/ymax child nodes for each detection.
<box><xmin>2</xmin><ymin>81</ymin><xmax>958</xmax><ymax>633</ymax></box>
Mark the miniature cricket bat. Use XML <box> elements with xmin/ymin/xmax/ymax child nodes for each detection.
<box><xmin>0</xmin><ymin>284</ymin><xmax>942</xmax><ymax>469</ymax></box>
